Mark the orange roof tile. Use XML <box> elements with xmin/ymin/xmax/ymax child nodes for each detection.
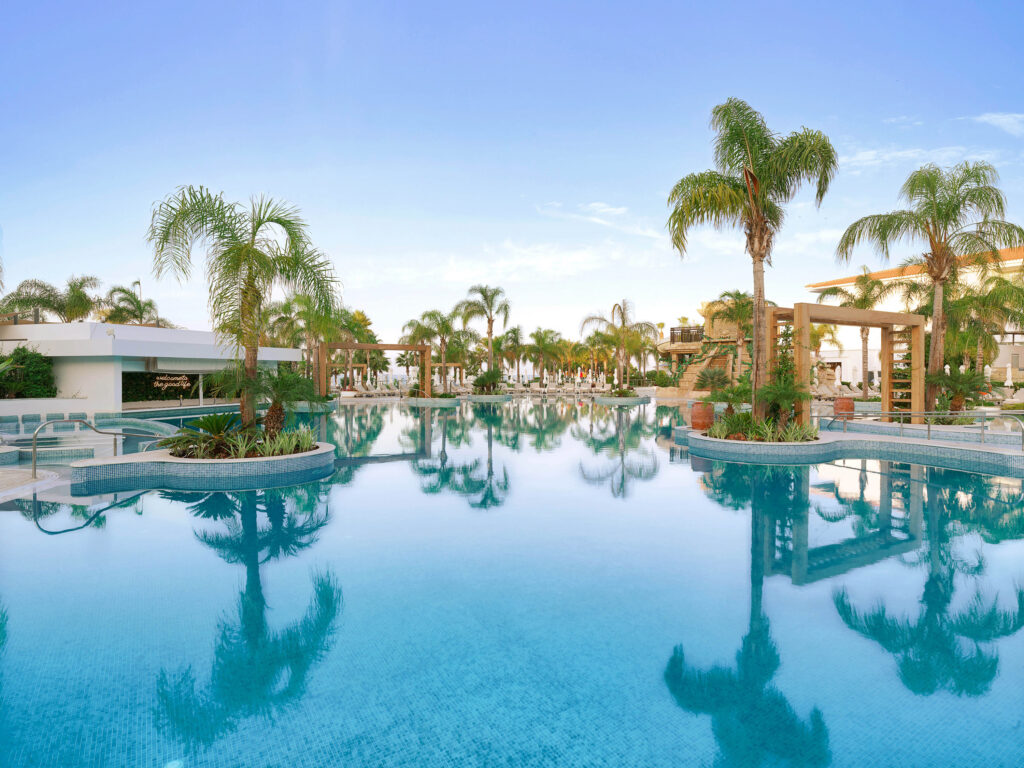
<box><xmin>805</xmin><ymin>247</ymin><xmax>1024</xmax><ymax>290</ymax></box>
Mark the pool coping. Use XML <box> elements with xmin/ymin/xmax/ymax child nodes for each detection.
<box><xmin>593</xmin><ymin>395</ymin><xmax>651</xmax><ymax>407</ymax></box>
<box><xmin>68</xmin><ymin>442</ymin><xmax>336</xmax><ymax>495</ymax></box>
<box><xmin>462</xmin><ymin>393</ymin><xmax>514</xmax><ymax>403</ymax></box>
<box><xmin>405</xmin><ymin>397</ymin><xmax>461</xmax><ymax>407</ymax></box>
<box><xmin>674</xmin><ymin>426</ymin><xmax>1024</xmax><ymax>477</ymax></box>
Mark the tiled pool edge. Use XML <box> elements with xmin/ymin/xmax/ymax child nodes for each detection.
<box><xmin>674</xmin><ymin>427</ymin><xmax>1024</xmax><ymax>477</ymax></box>
<box><xmin>69</xmin><ymin>442</ymin><xmax>336</xmax><ymax>495</ymax></box>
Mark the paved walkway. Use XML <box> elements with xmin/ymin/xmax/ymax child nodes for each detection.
<box><xmin>0</xmin><ymin>467</ymin><xmax>59</xmax><ymax>502</ymax></box>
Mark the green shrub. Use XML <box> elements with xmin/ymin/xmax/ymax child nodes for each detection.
<box><xmin>609</xmin><ymin>388</ymin><xmax>637</xmax><ymax>398</ymax></box>
<box><xmin>472</xmin><ymin>369</ymin><xmax>504</xmax><ymax>394</ymax></box>
<box><xmin>0</xmin><ymin>346</ymin><xmax>57</xmax><ymax>398</ymax></box>
<box><xmin>158</xmin><ymin>413</ymin><xmax>316</xmax><ymax>459</ymax></box>
<box><xmin>695</xmin><ymin>368</ymin><xmax>730</xmax><ymax>393</ymax></box>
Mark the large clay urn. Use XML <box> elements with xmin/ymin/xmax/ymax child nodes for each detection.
<box><xmin>691</xmin><ymin>402</ymin><xmax>715</xmax><ymax>431</ymax></box>
<box><xmin>833</xmin><ymin>397</ymin><xmax>855</xmax><ymax>420</ymax></box>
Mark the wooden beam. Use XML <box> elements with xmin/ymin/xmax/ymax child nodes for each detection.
<box><xmin>880</xmin><ymin>327</ymin><xmax>892</xmax><ymax>422</ymax></box>
<box><xmin>793</xmin><ymin>303</ymin><xmax>812</xmax><ymax>426</ymax></box>
<box><xmin>794</xmin><ymin>302</ymin><xmax>926</xmax><ymax>328</ymax></box>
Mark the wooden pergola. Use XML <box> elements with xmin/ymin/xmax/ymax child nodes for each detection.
<box><xmin>317</xmin><ymin>342</ymin><xmax>431</xmax><ymax>397</ymax></box>
<box><xmin>767</xmin><ymin>303</ymin><xmax>925</xmax><ymax>426</ymax></box>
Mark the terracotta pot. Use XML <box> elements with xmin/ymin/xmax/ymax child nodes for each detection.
<box><xmin>691</xmin><ymin>402</ymin><xmax>715</xmax><ymax>431</ymax></box>
<box><xmin>833</xmin><ymin>397</ymin><xmax>855</xmax><ymax>419</ymax></box>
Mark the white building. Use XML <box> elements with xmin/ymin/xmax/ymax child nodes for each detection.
<box><xmin>0</xmin><ymin>322</ymin><xmax>301</xmax><ymax>415</ymax></box>
<box><xmin>806</xmin><ymin>246</ymin><xmax>1024</xmax><ymax>386</ymax></box>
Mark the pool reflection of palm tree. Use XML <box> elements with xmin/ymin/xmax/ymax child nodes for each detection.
<box><xmin>575</xmin><ymin>407</ymin><xmax>658</xmax><ymax>498</ymax></box>
<box><xmin>834</xmin><ymin>469</ymin><xmax>1024</xmax><ymax>697</ymax></box>
<box><xmin>155</xmin><ymin>486</ymin><xmax>342</xmax><ymax>748</ymax></box>
<box><xmin>668</xmin><ymin>466</ymin><xmax>831</xmax><ymax>766</ymax></box>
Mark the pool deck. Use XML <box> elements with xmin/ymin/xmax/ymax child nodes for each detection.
<box><xmin>0</xmin><ymin>467</ymin><xmax>60</xmax><ymax>502</ymax></box>
<box><xmin>676</xmin><ymin>424</ymin><xmax>1024</xmax><ymax>477</ymax></box>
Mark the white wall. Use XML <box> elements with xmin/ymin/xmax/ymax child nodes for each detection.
<box><xmin>51</xmin><ymin>357</ymin><xmax>122</xmax><ymax>411</ymax></box>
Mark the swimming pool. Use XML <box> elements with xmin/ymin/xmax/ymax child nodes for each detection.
<box><xmin>1</xmin><ymin>400</ymin><xmax>1022</xmax><ymax>767</ymax></box>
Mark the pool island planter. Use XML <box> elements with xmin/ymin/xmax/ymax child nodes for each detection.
<box><xmin>593</xmin><ymin>395</ymin><xmax>651</xmax><ymax>407</ymax></box>
<box><xmin>464</xmin><ymin>393</ymin><xmax>513</xmax><ymax>403</ymax></box>
<box><xmin>405</xmin><ymin>397</ymin><xmax>461</xmax><ymax>407</ymax></box>
<box><xmin>69</xmin><ymin>442</ymin><xmax>336</xmax><ymax>495</ymax></box>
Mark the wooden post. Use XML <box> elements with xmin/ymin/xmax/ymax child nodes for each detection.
<box><xmin>910</xmin><ymin>323</ymin><xmax>924</xmax><ymax>424</ymax></box>
<box><xmin>880</xmin><ymin>327</ymin><xmax>892</xmax><ymax>422</ymax></box>
<box><xmin>793</xmin><ymin>304</ymin><xmax>812</xmax><ymax>426</ymax></box>
<box><xmin>423</xmin><ymin>347</ymin><xmax>432</xmax><ymax>397</ymax></box>
<box><xmin>317</xmin><ymin>342</ymin><xmax>328</xmax><ymax>397</ymax></box>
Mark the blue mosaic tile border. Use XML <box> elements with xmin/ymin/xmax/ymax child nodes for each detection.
<box><xmin>676</xmin><ymin>427</ymin><xmax>1024</xmax><ymax>477</ymax></box>
<box><xmin>69</xmin><ymin>443</ymin><xmax>336</xmax><ymax>495</ymax></box>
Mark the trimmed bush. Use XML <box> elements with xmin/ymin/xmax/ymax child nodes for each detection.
<box><xmin>0</xmin><ymin>346</ymin><xmax>56</xmax><ymax>398</ymax></box>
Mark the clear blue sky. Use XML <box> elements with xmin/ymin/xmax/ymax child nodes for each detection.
<box><xmin>2</xmin><ymin>0</ymin><xmax>1022</xmax><ymax>343</ymax></box>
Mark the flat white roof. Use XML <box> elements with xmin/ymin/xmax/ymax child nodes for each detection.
<box><xmin>0</xmin><ymin>322</ymin><xmax>301</xmax><ymax>364</ymax></box>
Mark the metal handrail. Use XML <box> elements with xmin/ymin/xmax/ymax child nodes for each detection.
<box><xmin>31</xmin><ymin>419</ymin><xmax>164</xmax><ymax>478</ymax></box>
<box><xmin>825</xmin><ymin>408</ymin><xmax>1024</xmax><ymax>450</ymax></box>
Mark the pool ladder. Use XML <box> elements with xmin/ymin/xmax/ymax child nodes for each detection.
<box><xmin>30</xmin><ymin>418</ymin><xmax>164</xmax><ymax>478</ymax></box>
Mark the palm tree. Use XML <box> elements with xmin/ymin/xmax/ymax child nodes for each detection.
<box><xmin>668</xmin><ymin>98</ymin><xmax>837</xmax><ymax>417</ymax></box>
<box><xmin>580</xmin><ymin>299</ymin><xmax>656</xmax><ymax>387</ymax></box>
<box><xmin>102</xmin><ymin>281</ymin><xmax>167</xmax><ymax>325</ymax></box>
<box><xmin>709</xmin><ymin>290</ymin><xmax>753</xmax><ymax>383</ymax></box>
<box><xmin>402</xmin><ymin>308</ymin><xmax>468</xmax><ymax>393</ymax></box>
<box><xmin>836</xmin><ymin>162</ymin><xmax>1024</xmax><ymax>408</ymax></box>
<box><xmin>500</xmin><ymin>326</ymin><xmax>525</xmax><ymax>382</ymax></box>
<box><xmin>456</xmin><ymin>284</ymin><xmax>510</xmax><ymax>372</ymax></box>
<box><xmin>816</xmin><ymin>267</ymin><xmax>897</xmax><ymax>398</ymax></box>
<box><xmin>527</xmin><ymin>327</ymin><xmax>561</xmax><ymax>385</ymax></box>
<box><xmin>1</xmin><ymin>275</ymin><xmax>101</xmax><ymax>322</ymax></box>
<box><xmin>148</xmin><ymin>186</ymin><xmax>337</xmax><ymax>425</ymax></box>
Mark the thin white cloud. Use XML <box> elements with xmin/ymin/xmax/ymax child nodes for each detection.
<box><xmin>972</xmin><ymin>112</ymin><xmax>1024</xmax><ymax>137</ymax></box>
<box><xmin>537</xmin><ymin>201</ymin><xmax>662</xmax><ymax>239</ymax></box>
<box><xmin>580</xmin><ymin>202</ymin><xmax>628</xmax><ymax>216</ymax></box>
<box><xmin>883</xmin><ymin>115</ymin><xmax>923</xmax><ymax>126</ymax></box>
<box><xmin>839</xmin><ymin>145</ymin><xmax>999</xmax><ymax>170</ymax></box>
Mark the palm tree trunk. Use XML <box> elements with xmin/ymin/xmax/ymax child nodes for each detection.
<box><xmin>242</xmin><ymin>344</ymin><xmax>258</xmax><ymax>426</ymax></box>
<box><xmin>441</xmin><ymin>344</ymin><xmax>449</xmax><ymax>394</ymax></box>
<box><xmin>926</xmin><ymin>280</ymin><xmax>945</xmax><ymax>409</ymax></box>
<box><xmin>976</xmin><ymin>338</ymin><xmax>984</xmax><ymax>372</ymax></box>
<box><xmin>734</xmin><ymin>330</ymin><xmax>743</xmax><ymax>384</ymax></box>
<box><xmin>751</xmin><ymin>252</ymin><xmax>768</xmax><ymax>419</ymax></box>
<box><xmin>487</xmin><ymin>318</ymin><xmax>494</xmax><ymax>371</ymax></box>
<box><xmin>860</xmin><ymin>326</ymin><xmax>870</xmax><ymax>400</ymax></box>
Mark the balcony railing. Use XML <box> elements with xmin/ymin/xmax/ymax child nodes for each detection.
<box><xmin>669</xmin><ymin>326</ymin><xmax>704</xmax><ymax>344</ymax></box>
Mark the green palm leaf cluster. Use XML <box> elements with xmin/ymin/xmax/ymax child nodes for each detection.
<box><xmin>1</xmin><ymin>275</ymin><xmax>101</xmax><ymax>322</ymax></box>
<box><xmin>456</xmin><ymin>284</ymin><xmax>510</xmax><ymax>373</ymax></box>
<box><xmin>668</xmin><ymin>98</ymin><xmax>837</xmax><ymax>417</ymax></box>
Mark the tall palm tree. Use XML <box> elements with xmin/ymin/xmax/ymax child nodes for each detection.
<box><xmin>836</xmin><ymin>162</ymin><xmax>1024</xmax><ymax>408</ymax></box>
<box><xmin>668</xmin><ymin>99</ymin><xmax>837</xmax><ymax>416</ymax></box>
<box><xmin>402</xmin><ymin>308</ymin><xmax>467</xmax><ymax>393</ymax></box>
<box><xmin>1</xmin><ymin>274</ymin><xmax>101</xmax><ymax>322</ymax></box>
<box><xmin>527</xmin><ymin>327</ymin><xmax>561</xmax><ymax>385</ymax></box>
<box><xmin>817</xmin><ymin>267</ymin><xmax>898</xmax><ymax>398</ymax></box>
<box><xmin>709</xmin><ymin>290</ymin><xmax>754</xmax><ymax>383</ymax></box>
<box><xmin>456</xmin><ymin>284</ymin><xmax>510</xmax><ymax>372</ymax></box>
<box><xmin>500</xmin><ymin>326</ymin><xmax>525</xmax><ymax>382</ymax></box>
<box><xmin>147</xmin><ymin>186</ymin><xmax>338</xmax><ymax>425</ymax></box>
<box><xmin>580</xmin><ymin>299</ymin><xmax>656</xmax><ymax>387</ymax></box>
<box><xmin>584</xmin><ymin>331</ymin><xmax>613</xmax><ymax>377</ymax></box>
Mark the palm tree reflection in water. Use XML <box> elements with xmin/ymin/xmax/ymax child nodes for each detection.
<box><xmin>834</xmin><ymin>467</ymin><xmax>1024</xmax><ymax>697</ymax></box>
<box><xmin>575</xmin><ymin>404</ymin><xmax>658</xmax><ymax>498</ymax></box>
<box><xmin>666</xmin><ymin>463</ymin><xmax>832</xmax><ymax>767</ymax></box>
<box><xmin>154</xmin><ymin>485</ymin><xmax>342</xmax><ymax>748</ymax></box>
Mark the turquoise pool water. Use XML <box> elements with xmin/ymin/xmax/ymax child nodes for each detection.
<box><xmin>1</xmin><ymin>401</ymin><xmax>1023</xmax><ymax>767</ymax></box>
